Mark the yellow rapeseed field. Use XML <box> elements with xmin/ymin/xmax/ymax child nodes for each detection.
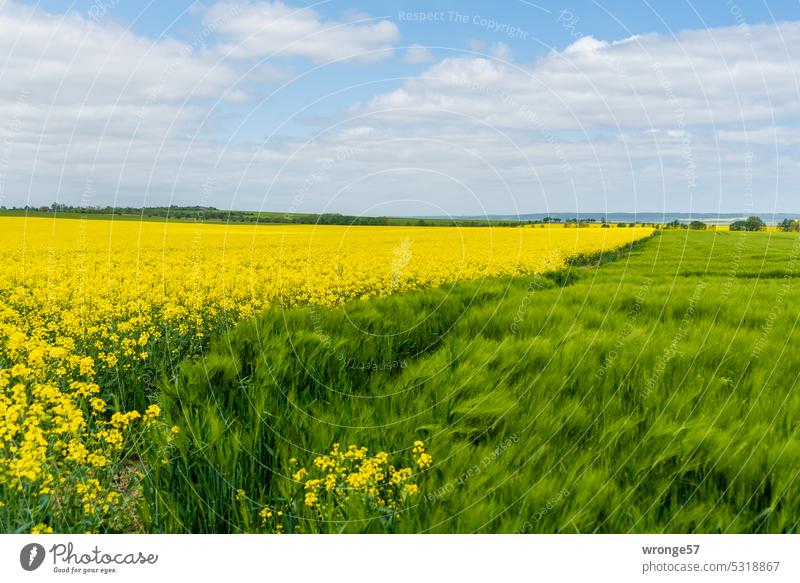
<box><xmin>0</xmin><ymin>216</ymin><xmax>652</xmax><ymax>532</ymax></box>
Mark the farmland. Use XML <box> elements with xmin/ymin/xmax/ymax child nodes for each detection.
<box><xmin>2</xmin><ymin>218</ymin><xmax>799</xmax><ymax>533</ymax></box>
<box><xmin>0</xmin><ymin>216</ymin><xmax>651</xmax><ymax>533</ymax></box>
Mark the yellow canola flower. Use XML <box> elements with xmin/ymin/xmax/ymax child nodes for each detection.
<box><xmin>297</xmin><ymin>441</ymin><xmax>431</xmax><ymax>514</ymax></box>
<box><xmin>144</xmin><ymin>405</ymin><xmax>161</xmax><ymax>417</ymax></box>
<box><xmin>143</xmin><ymin>405</ymin><xmax>161</xmax><ymax>426</ymax></box>
<box><xmin>416</xmin><ymin>453</ymin><xmax>433</xmax><ymax>469</ymax></box>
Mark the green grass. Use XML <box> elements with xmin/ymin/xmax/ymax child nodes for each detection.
<box><xmin>143</xmin><ymin>230</ymin><xmax>800</xmax><ymax>533</ymax></box>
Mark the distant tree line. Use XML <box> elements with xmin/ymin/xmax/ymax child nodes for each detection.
<box><xmin>3</xmin><ymin>204</ymin><xmax>527</xmax><ymax>227</ymax></box>
<box><xmin>10</xmin><ymin>205</ymin><xmax>798</xmax><ymax>232</ymax></box>
<box><xmin>730</xmin><ymin>216</ymin><xmax>766</xmax><ymax>231</ymax></box>
<box><xmin>662</xmin><ymin>216</ymin><xmax>800</xmax><ymax>232</ymax></box>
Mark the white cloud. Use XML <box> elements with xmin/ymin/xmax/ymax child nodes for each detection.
<box><xmin>204</xmin><ymin>1</ymin><xmax>399</xmax><ymax>63</ymax></box>
<box><xmin>718</xmin><ymin>126</ymin><xmax>800</xmax><ymax>145</ymax></box>
<box><xmin>562</xmin><ymin>36</ymin><xmax>609</xmax><ymax>55</ymax></box>
<box><xmin>360</xmin><ymin>22</ymin><xmax>800</xmax><ymax>130</ymax></box>
<box><xmin>404</xmin><ymin>44</ymin><xmax>433</xmax><ymax>65</ymax></box>
<box><xmin>0</xmin><ymin>3</ymin><xmax>241</xmax><ymax>108</ymax></box>
<box><xmin>489</xmin><ymin>42</ymin><xmax>512</xmax><ymax>61</ymax></box>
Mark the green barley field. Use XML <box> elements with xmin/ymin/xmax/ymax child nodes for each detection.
<box><xmin>144</xmin><ymin>230</ymin><xmax>800</xmax><ymax>533</ymax></box>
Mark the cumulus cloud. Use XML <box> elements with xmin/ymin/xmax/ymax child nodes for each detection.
<box><xmin>203</xmin><ymin>1</ymin><xmax>399</xmax><ymax>63</ymax></box>
<box><xmin>489</xmin><ymin>42</ymin><xmax>513</xmax><ymax>61</ymax></box>
<box><xmin>0</xmin><ymin>2</ymin><xmax>241</xmax><ymax>108</ymax></box>
<box><xmin>360</xmin><ymin>22</ymin><xmax>800</xmax><ymax>130</ymax></box>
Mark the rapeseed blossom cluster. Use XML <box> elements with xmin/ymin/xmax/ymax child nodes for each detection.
<box><xmin>0</xmin><ymin>343</ymin><xmax>158</xmax><ymax>532</ymax></box>
<box><xmin>294</xmin><ymin>442</ymin><xmax>429</xmax><ymax>518</ymax></box>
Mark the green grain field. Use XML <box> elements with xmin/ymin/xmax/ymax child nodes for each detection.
<box><xmin>143</xmin><ymin>230</ymin><xmax>800</xmax><ymax>533</ymax></box>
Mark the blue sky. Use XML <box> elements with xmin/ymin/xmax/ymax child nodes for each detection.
<box><xmin>35</xmin><ymin>1</ymin><xmax>800</xmax><ymax>51</ymax></box>
<box><xmin>1</xmin><ymin>1</ymin><xmax>800</xmax><ymax>216</ymax></box>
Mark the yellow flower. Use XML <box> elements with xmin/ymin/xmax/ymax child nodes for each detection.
<box><xmin>78</xmin><ymin>356</ymin><xmax>95</xmax><ymax>377</ymax></box>
<box><xmin>289</xmin><ymin>440</ymin><xmax>430</xmax><ymax>516</ymax></box>
<box><xmin>87</xmin><ymin>453</ymin><xmax>108</xmax><ymax>468</ymax></box>
<box><xmin>10</xmin><ymin>363</ymin><xmax>30</xmax><ymax>378</ymax></box>
<box><xmin>31</xmin><ymin>523</ymin><xmax>54</xmax><ymax>534</ymax></box>
<box><xmin>325</xmin><ymin>473</ymin><xmax>337</xmax><ymax>492</ymax></box>
<box><xmin>304</xmin><ymin>491</ymin><xmax>318</xmax><ymax>507</ymax></box>
<box><xmin>143</xmin><ymin>404</ymin><xmax>161</xmax><ymax>425</ymax></box>
<box><xmin>259</xmin><ymin>507</ymin><xmax>274</xmax><ymax>526</ymax></box>
<box><xmin>416</xmin><ymin>453</ymin><xmax>433</xmax><ymax>469</ymax></box>
<box><xmin>111</xmin><ymin>410</ymin><xmax>141</xmax><ymax>429</ymax></box>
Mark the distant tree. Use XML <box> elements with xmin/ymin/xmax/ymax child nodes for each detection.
<box><xmin>778</xmin><ymin>218</ymin><xmax>800</xmax><ymax>232</ymax></box>
<box><xmin>730</xmin><ymin>216</ymin><xmax>766</xmax><ymax>232</ymax></box>
<box><xmin>689</xmin><ymin>220</ymin><xmax>707</xmax><ymax>230</ymax></box>
<box><xmin>616</xmin><ymin>222</ymin><xmax>627</xmax><ymax>228</ymax></box>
